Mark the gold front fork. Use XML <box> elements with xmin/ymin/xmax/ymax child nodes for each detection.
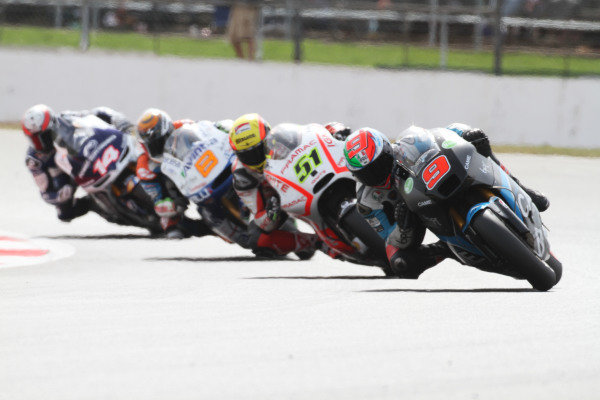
<box><xmin>449</xmin><ymin>188</ymin><xmax>496</xmax><ymax>229</ymax></box>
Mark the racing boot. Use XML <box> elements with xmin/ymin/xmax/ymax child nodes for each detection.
<box><xmin>388</xmin><ymin>240</ymin><xmax>453</xmax><ymax>279</ymax></box>
<box><xmin>57</xmin><ymin>196</ymin><xmax>93</xmax><ymax>222</ymax></box>
<box><xmin>294</xmin><ymin>234</ymin><xmax>320</xmax><ymax>260</ymax></box>
<box><xmin>508</xmin><ymin>175</ymin><xmax>550</xmax><ymax>212</ymax></box>
<box><xmin>255</xmin><ymin>230</ymin><xmax>319</xmax><ymax>260</ymax></box>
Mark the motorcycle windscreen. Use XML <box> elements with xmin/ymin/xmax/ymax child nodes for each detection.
<box><xmin>265</xmin><ymin>123</ymin><xmax>303</xmax><ymax>160</ymax></box>
<box><xmin>395</xmin><ymin>129</ymin><xmax>440</xmax><ymax>175</ymax></box>
<box><xmin>163</xmin><ymin>127</ymin><xmax>204</xmax><ymax>162</ymax></box>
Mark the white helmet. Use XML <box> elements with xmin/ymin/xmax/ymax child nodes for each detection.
<box><xmin>22</xmin><ymin>104</ymin><xmax>56</xmax><ymax>152</ymax></box>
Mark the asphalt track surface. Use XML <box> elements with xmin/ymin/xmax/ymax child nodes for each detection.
<box><xmin>1</xmin><ymin>130</ymin><xmax>599</xmax><ymax>400</ymax></box>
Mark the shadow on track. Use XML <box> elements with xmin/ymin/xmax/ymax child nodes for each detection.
<box><xmin>248</xmin><ymin>275</ymin><xmax>389</xmax><ymax>280</ymax></box>
<box><xmin>145</xmin><ymin>256</ymin><xmax>292</xmax><ymax>262</ymax></box>
<box><xmin>360</xmin><ymin>288</ymin><xmax>537</xmax><ymax>293</ymax></box>
<box><xmin>40</xmin><ymin>234</ymin><xmax>152</xmax><ymax>240</ymax></box>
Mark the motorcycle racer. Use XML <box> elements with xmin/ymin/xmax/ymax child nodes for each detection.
<box><xmin>344</xmin><ymin>124</ymin><xmax>550</xmax><ymax>278</ymax></box>
<box><xmin>22</xmin><ymin>104</ymin><xmax>132</xmax><ymax>222</ymax></box>
<box><xmin>134</xmin><ymin>108</ymin><xmax>221</xmax><ymax>238</ymax></box>
<box><xmin>228</xmin><ymin>113</ymin><xmax>320</xmax><ymax>258</ymax></box>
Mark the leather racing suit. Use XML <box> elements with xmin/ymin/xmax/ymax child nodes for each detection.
<box><xmin>231</xmin><ymin>158</ymin><xmax>320</xmax><ymax>258</ymax></box>
<box><xmin>25</xmin><ymin>107</ymin><xmax>132</xmax><ymax>222</ymax></box>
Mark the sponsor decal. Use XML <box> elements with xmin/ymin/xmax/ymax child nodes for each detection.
<box><xmin>479</xmin><ymin>162</ymin><xmax>490</xmax><ymax>174</ymax></box>
<box><xmin>82</xmin><ymin>140</ymin><xmax>98</xmax><ymax>158</ymax></box>
<box><xmin>282</xmin><ymin>197</ymin><xmax>306</xmax><ymax>209</ymax></box>
<box><xmin>423</xmin><ymin>215</ymin><xmax>442</xmax><ymax>227</ymax></box>
<box><xmin>280</xmin><ymin>140</ymin><xmax>317</xmax><ymax>174</ymax></box>
<box><xmin>235</xmin><ymin>133</ymin><xmax>256</xmax><ymax>144</ymax></box>
<box><xmin>234</xmin><ymin>122</ymin><xmax>251</xmax><ymax>134</ymax></box>
<box><xmin>404</xmin><ymin>177</ymin><xmax>414</xmax><ymax>194</ymax></box>
<box><xmin>190</xmin><ymin>187</ymin><xmax>213</xmax><ymax>204</ymax></box>
<box><xmin>442</xmin><ymin>140</ymin><xmax>457</xmax><ymax>149</ymax></box>
<box><xmin>464</xmin><ymin>155</ymin><xmax>471</xmax><ymax>170</ymax></box>
<box><xmin>418</xmin><ymin>199</ymin><xmax>433</xmax><ymax>207</ymax></box>
<box><xmin>321</xmin><ymin>133</ymin><xmax>335</xmax><ymax>146</ymax></box>
<box><xmin>265</xmin><ymin>174</ymin><xmax>290</xmax><ymax>193</ymax></box>
<box><xmin>372</xmin><ymin>190</ymin><xmax>384</xmax><ymax>202</ymax></box>
<box><xmin>366</xmin><ymin>217</ymin><xmax>380</xmax><ymax>228</ymax></box>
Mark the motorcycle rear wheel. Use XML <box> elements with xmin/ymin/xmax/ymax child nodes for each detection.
<box><xmin>471</xmin><ymin>209</ymin><xmax>557</xmax><ymax>291</ymax></box>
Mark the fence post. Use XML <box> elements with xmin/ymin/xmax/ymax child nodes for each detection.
<box><xmin>474</xmin><ymin>0</ymin><xmax>484</xmax><ymax>50</ymax></box>
<box><xmin>493</xmin><ymin>0</ymin><xmax>503</xmax><ymax>75</ymax></box>
<box><xmin>256</xmin><ymin>5</ymin><xmax>265</xmax><ymax>60</ymax></box>
<box><xmin>440</xmin><ymin>15</ymin><xmax>448</xmax><ymax>68</ymax></box>
<box><xmin>0</xmin><ymin>4</ymin><xmax>4</xmax><ymax>44</ymax></box>
<box><xmin>428</xmin><ymin>0</ymin><xmax>438</xmax><ymax>46</ymax></box>
<box><xmin>55</xmin><ymin>3</ymin><xmax>63</xmax><ymax>28</ymax></box>
<box><xmin>79</xmin><ymin>0</ymin><xmax>90</xmax><ymax>51</ymax></box>
<box><xmin>292</xmin><ymin>1</ymin><xmax>302</xmax><ymax>62</ymax></box>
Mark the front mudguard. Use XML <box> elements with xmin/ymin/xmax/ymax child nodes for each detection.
<box><xmin>464</xmin><ymin>196</ymin><xmax>529</xmax><ymax>237</ymax></box>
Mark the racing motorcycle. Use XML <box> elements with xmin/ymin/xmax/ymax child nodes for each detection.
<box><xmin>263</xmin><ymin>123</ymin><xmax>393</xmax><ymax>274</ymax></box>
<box><xmin>53</xmin><ymin>116</ymin><xmax>162</xmax><ymax>234</ymax></box>
<box><xmin>159</xmin><ymin>120</ymin><xmax>247</xmax><ymax>232</ymax></box>
<box><xmin>393</xmin><ymin>126</ymin><xmax>562</xmax><ymax>290</ymax></box>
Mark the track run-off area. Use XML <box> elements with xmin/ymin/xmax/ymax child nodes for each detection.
<box><xmin>1</xmin><ymin>130</ymin><xmax>599</xmax><ymax>400</ymax></box>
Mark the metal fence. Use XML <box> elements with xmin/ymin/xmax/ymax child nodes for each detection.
<box><xmin>1</xmin><ymin>0</ymin><xmax>599</xmax><ymax>76</ymax></box>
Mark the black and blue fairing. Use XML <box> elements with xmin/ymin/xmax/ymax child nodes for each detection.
<box><xmin>395</xmin><ymin>128</ymin><xmax>549</xmax><ymax>264</ymax></box>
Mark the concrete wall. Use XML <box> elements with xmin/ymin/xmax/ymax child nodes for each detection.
<box><xmin>1</xmin><ymin>48</ymin><xmax>599</xmax><ymax>147</ymax></box>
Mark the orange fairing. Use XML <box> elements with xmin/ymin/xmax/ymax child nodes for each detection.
<box><xmin>173</xmin><ymin>119</ymin><xmax>194</xmax><ymax>130</ymax></box>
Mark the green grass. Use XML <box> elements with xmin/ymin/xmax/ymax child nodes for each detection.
<box><xmin>494</xmin><ymin>145</ymin><xmax>600</xmax><ymax>157</ymax></box>
<box><xmin>2</xmin><ymin>25</ymin><xmax>600</xmax><ymax>76</ymax></box>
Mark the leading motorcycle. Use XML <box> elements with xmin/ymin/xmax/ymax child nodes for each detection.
<box><xmin>393</xmin><ymin>126</ymin><xmax>562</xmax><ymax>290</ymax></box>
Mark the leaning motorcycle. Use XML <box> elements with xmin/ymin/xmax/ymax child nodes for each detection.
<box><xmin>53</xmin><ymin>119</ymin><xmax>162</xmax><ymax>234</ymax></box>
<box><xmin>263</xmin><ymin>123</ymin><xmax>393</xmax><ymax>275</ymax></box>
<box><xmin>393</xmin><ymin>126</ymin><xmax>562</xmax><ymax>290</ymax></box>
<box><xmin>159</xmin><ymin>121</ymin><xmax>248</xmax><ymax>232</ymax></box>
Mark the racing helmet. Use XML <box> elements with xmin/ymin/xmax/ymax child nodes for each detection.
<box><xmin>229</xmin><ymin>113</ymin><xmax>271</xmax><ymax>172</ymax></box>
<box><xmin>21</xmin><ymin>104</ymin><xmax>56</xmax><ymax>152</ymax></box>
<box><xmin>324</xmin><ymin>122</ymin><xmax>351</xmax><ymax>140</ymax></box>
<box><xmin>344</xmin><ymin>128</ymin><xmax>394</xmax><ymax>187</ymax></box>
<box><xmin>136</xmin><ymin>108</ymin><xmax>174</xmax><ymax>160</ymax></box>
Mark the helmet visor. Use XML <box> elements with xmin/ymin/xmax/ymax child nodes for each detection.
<box><xmin>236</xmin><ymin>142</ymin><xmax>266</xmax><ymax>169</ymax></box>
<box><xmin>29</xmin><ymin>130</ymin><xmax>54</xmax><ymax>152</ymax></box>
<box><xmin>147</xmin><ymin>135</ymin><xmax>167</xmax><ymax>159</ymax></box>
<box><xmin>352</xmin><ymin>150</ymin><xmax>394</xmax><ymax>187</ymax></box>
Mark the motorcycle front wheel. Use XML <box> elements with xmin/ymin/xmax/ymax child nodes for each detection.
<box><xmin>471</xmin><ymin>209</ymin><xmax>558</xmax><ymax>291</ymax></box>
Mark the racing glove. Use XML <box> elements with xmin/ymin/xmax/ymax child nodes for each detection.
<box><xmin>155</xmin><ymin>198</ymin><xmax>178</xmax><ymax>218</ymax></box>
<box><xmin>462</xmin><ymin>128</ymin><xmax>492</xmax><ymax>158</ymax></box>
<box><xmin>265</xmin><ymin>196</ymin><xmax>282</xmax><ymax>222</ymax></box>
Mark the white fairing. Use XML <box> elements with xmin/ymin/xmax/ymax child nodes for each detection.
<box><xmin>264</xmin><ymin>123</ymin><xmax>352</xmax><ymax>230</ymax></box>
<box><xmin>161</xmin><ymin>121</ymin><xmax>234</xmax><ymax>204</ymax></box>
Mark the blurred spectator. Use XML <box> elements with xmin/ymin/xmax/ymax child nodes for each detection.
<box><xmin>214</xmin><ymin>5</ymin><xmax>231</xmax><ymax>34</ymax></box>
<box><xmin>227</xmin><ymin>1</ymin><xmax>260</xmax><ymax>60</ymax></box>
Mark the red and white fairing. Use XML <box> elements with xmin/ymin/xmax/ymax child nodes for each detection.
<box><xmin>263</xmin><ymin>123</ymin><xmax>356</xmax><ymax>256</ymax></box>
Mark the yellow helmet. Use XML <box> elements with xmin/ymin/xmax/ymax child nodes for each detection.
<box><xmin>229</xmin><ymin>113</ymin><xmax>271</xmax><ymax>171</ymax></box>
